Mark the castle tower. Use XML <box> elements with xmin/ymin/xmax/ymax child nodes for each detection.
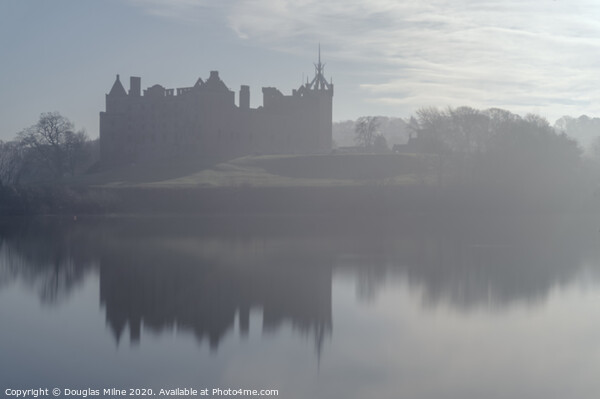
<box><xmin>239</xmin><ymin>85</ymin><xmax>250</xmax><ymax>109</ymax></box>
<box><xmin>303</xmin><ymin>45</ymin><xmax>333</xmax><ymax>152</ymax></box>
<box><xmin>106</xmin><ymin>74</ymin><xmax>127</xmax><ymax>112</ymax></box>
<box><xmin>129</xmin><ymin>76</ymin><xmax>141</xmax><ymax>97</ymax></box>
<box><xmin>100</xmin><ymin>75</ymin><xmax>130</xmax><ymax>164</ymax></box>
<box><xmin>307</xmin><ymin>44</ymin><xmax>333</xmax><ymax>92</ymax></box>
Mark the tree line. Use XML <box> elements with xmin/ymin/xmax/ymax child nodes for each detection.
<box><xmin>406</xmin><ymin>106</ymin><xmax>583</xmax><ymax>185</ymax></box>
<box><xmin>1</xmin><ymin>107</ymin><xmax>599</xmax><ymax>214</ymax></box>
<box><xmin>343</xmin><ymin>110</ymin><xmax>600</xmax><ymax>158</ymax></box>
<box><xmin>0</xmin><ymin>112</ymin><xmax>97</xmax><ymax>187</ymax></box>
<box><xmin>0</xmin><ymin>112</ymin><xmax>100</xmax><ymax>215</ymax></box>
<box><xmin>347</xmin><ymin>106</ymin><xmax>598</xmax><ymax>206</ymax></box>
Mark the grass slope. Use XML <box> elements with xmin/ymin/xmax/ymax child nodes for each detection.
<box><xmin>80</xmin><ymin>153</ymin><xmax>436</xmax><ymax>188</ymax></box>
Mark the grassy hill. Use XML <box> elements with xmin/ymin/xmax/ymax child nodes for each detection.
<box><xmin>79</xmin><ymin>153</ymin><xmax>436</xmax><ymax>188</ymax></box>
<box><xmin>7</xmin><ymin>153</ymin><xmax>580</xmax><ymax>216</ymax></box>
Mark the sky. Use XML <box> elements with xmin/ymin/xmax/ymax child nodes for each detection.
<box><xmin>2</xmin><ymin>0</ymin><xmax>600</xmax><ymax>140</ymax></box>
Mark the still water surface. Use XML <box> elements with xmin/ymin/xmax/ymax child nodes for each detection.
<box><xmin>1</xmin><ymin>214</ymin><xmax>600</xmax><ymax>399</ymax></box>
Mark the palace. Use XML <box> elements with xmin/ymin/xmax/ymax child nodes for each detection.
<box><xmin>99</xmin><ymin>52</ymin><xmax>333</xmax><ymax>165</ymax></box>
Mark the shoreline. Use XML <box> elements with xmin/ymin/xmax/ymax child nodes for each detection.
<box><xmin>1</xmin><ymin>183</ymin><xmax>593</xmax><ymax>217</ymax></box>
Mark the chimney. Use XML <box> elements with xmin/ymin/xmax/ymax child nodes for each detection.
<box><xmin>129</xmin><ymin>76</ymin><xmax>141</xmax><ymax>97</ymax></box>
<box><xmin>239</xmin><ymin>85</ymin><xmax>250</xmax><ymax>109</ymax></box>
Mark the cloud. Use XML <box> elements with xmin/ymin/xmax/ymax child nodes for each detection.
<box><xmin>128</xmin><ymin>0</ymin><xmax>600</xmax><ymax>120</ymax></box>
<box><xmin>225</xmin><ymin>0</ymin><xmax>600</xmax><ymax>119</ymax></box>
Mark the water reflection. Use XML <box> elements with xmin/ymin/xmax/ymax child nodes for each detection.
<box><xmin>338</xmin><ymin>214</ymin><xmax>600</xmax><ymax>310</ymax></box>
<box><xmin>98</xmin><ymin>233</ymin><xmax>332</xmax><ymax>351</ymax></box>
<box><xmin>0</xmin><ymin>219</ymin><xmax>97</xmax><ymax>303</ymax></box>
<box><xmin>1</xmin><ymin>213</ymin><xmax>599</xmax><ymax>351</ymax></box>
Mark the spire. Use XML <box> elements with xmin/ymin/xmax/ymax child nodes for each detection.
<box><xmin>108</xmin><ymin>74</ymin><xmax>127</xmax><ymax>96</ymax></box>
<box><xmin>307</xmin><ymin>44</ymin><xmax>331</xmax><ymax>91</ymax></box>
<box><xmin>318</xmin><ymin>43</ymin><xmax>321</xmax><ymax>66</ymax></box>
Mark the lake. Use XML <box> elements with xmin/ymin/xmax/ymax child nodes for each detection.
<box><xmin>1</xmin><ymin>213</ymin><xmax>599</xmax><ymax>399</ymax></box>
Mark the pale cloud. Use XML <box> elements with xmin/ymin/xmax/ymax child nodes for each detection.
<box><xmin>226</xmin><ymin>0</ymin><xmax>600</xmax><ymax>119</ymax></box>
<box><xmin>128</xmin><ymin>0</ymin><xmax>600</xmax><ymax>120</ymax></box>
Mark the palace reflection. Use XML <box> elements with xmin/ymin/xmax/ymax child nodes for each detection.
<box><xmin>1</xmin><ymin>214</ymin><xmax>598</xmax><ymax>352</ymax></box>
<box><xmin>98</xmin><ymin>231</ymin><xmax>333</xmax><ymax>351</ymax></box>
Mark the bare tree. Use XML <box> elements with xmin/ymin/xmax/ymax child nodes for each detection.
<box><xmin>63</xmin><ymin>129</ymin><xmax>89</xmax><ymax>176</ymax></box>
<box><xmin>0</xmin><ymin>140</ymin><xmax>25</xmax><ymax>186</ymax></box>
<box><xmin>17</xmin><ymin>112</ymin><xmax>88</xmax><ymax>181</ymax></box>
<box><xmin>372</xmin><ymin>134</ymin><xmax>389</xmax><ymax>153</ymax></box>
<box><xmin>592</xmin><ymin>136</ymin><xmax>600</xmax><ymax>161</ymax></box>
<box><xmin>354</xmin><ymin>116</ymin><xmax>380</xmax><ymax>150</ymax></box>
<box><xmin>411</xmin><ymin>107</ymin><xmax>450</xmax><ymax>185</ymax></box>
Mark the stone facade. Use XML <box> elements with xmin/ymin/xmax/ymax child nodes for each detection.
<box><xmin>99</xmin><ymin>57</ymin><xmax>333</xmax><ymax>165</ymax></box>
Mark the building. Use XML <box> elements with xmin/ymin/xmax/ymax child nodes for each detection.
<box><xmin>99</xmin><ymin>53</ymin><xmax>333</xmax><ymax>165</ymax></box>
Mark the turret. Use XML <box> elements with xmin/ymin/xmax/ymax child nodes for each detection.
<box><xmin>306</xmin><ymin>44</ymin><xmax>333</xmax><ymax>94</ymax></box>
<box><xmin>108</xmin><ymin>74</ymin><xmax>127</xmax><ymax>97</ymax></box>
<box><xmin>239</xmin><ymin>85</ymin><xmax>250</xmax><ymax>109</ymax></box>
<box><xmin>262</xmin><ymin>87</ymin><xmax>283</xmax><ymax>108</ymax></box>
<box><xmin>129</xmin><ymin>76</ymin><xmax>141</xmax><ymax>97</ymax></box>
<box><xmin>106</xmin><ymin>74</ymin><xmax>127</xmax><ymax>113</ymax></box>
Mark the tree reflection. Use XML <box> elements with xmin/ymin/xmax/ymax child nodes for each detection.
<box><xmin>343</xmin><ymin>214</ymin><xmax>600</xmax><ymax>311</ymax></box>
<box><xmin>0</xmin><ymin>218</ymin><xmax>96</xmax><ymax>303</ymax></box>
<box><xmin>0</xmin><ymin>214</ymin><xmax>598</xmax><ymax>352</ymax></box>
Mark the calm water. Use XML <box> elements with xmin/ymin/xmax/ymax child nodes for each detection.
<box><xmin>1</xmin><ymin>214</ymin><xmax>600</xmax><ymax>399</ymax></box>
